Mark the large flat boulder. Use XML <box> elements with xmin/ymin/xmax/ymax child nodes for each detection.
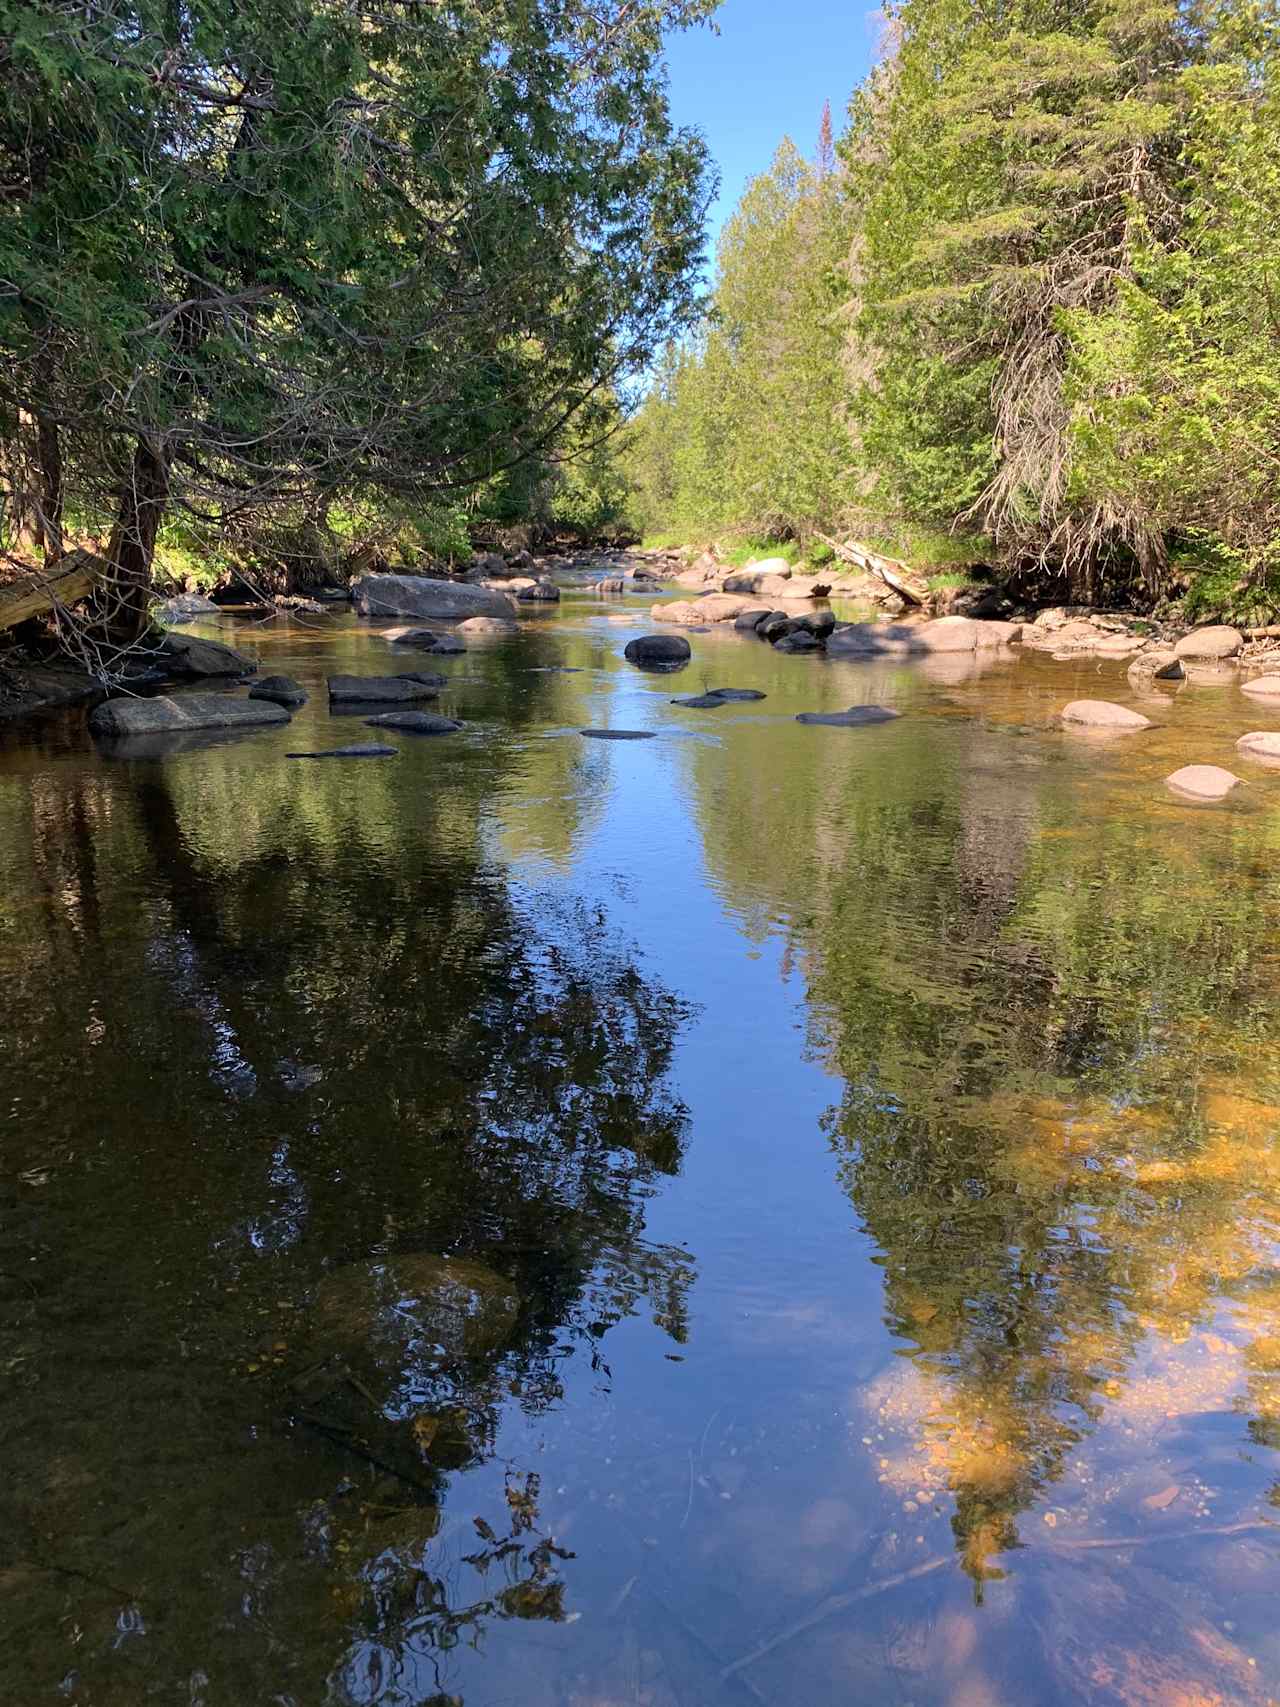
<box><xmin>1242</xmin><ymin>674</ymin><xmax>1280</xmax><ymax>699</ymax></box>
<box><xmin>1166</xmin><ymin>765</ymin><xmax>1243</xmax><ymax>800</ymax></box>
<box><xmin>156</xmin><ymin>632</ymin><xmax>254</xmax><ymax>678</ymax></box>
<box><xmin>89</xmin><ymin>693</ymin><xmax>289</xmax><ymax>738</ymax></box>
<box><xmin>652</xmin><ymin>594</ymin><xmax>750</xmax><ymax>626</ymax></box>
<box><xmin>1060</xmin><ymin>699</ymin><xmax>1152</xmax><ymax>731</ymax></box>
<box><xmin>327</xmin><ymin>674</ymin><xmax>445</xmax><ymax>704</ymax></box>
<box><xmin>352</xmin><ymin>573</ymin><xmax>515</xmax><ymax>622</ymax></box>
<box><xmin>826</xmin><ymin>622</ymin><xmax>924</xmax><ymax>657</ymax></box>
<box><xmin>624</xmin><ymin>633</ymin><xmax>691</xmax><ymax>667</ymax></box>
<box><xmin>1236</xmin><ymin>730</ymin><xmax>1280</xmax><ymax>763</ymax></box>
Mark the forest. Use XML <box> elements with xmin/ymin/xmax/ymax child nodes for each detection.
<box><xmin>624</xmin><ymin>0</ymin><xmax>1280</xmax><ymax>615</ymax></box>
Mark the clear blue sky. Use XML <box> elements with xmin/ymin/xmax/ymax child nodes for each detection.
<box><xmin>662</xmin><ymin>0</ymin><xmax>881</xmax><ymax>270</ymax></box>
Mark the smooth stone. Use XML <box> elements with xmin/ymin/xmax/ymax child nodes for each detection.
<box><xmin>89</xmin><ymin>693</ymin><xmax>289</xmax><ymax>738</ymax></box>
<box><xmin>1236</xmin><ymin>730</ymin><xmax>1280</xmax><ymax>763</ymax></box>
<box><xmin>248</xmin><ymin>674</ymin><xmax>308</xmax><ymax>707</ymax></box>
<box><xmin>328</xmin><ymin>675</ymin><xmax>443</xmax><ymax>704</ymax></box>
<box><xmin>352</xmin><ymin>573</ymin><xmax>515</xmax><ymax>622</ymax></box>
<box><xmin>733</xmin><ymin>608</ymin><xmax>772</xmax><ymax>630</ymax></box>
<box><xmin>1174</xmin><ymin>624</ymin><xmax>1243</xmax><ymax>660</ymax></box>
<box><xmin>1059</xmin><ymin>699</ymin><xmax>1152</xmax><ymax>731</ymax></box>
<box><xmin>1241</xmin><ymin>674</ymin><xmax>1280</xmax><ymax>698</ymax></box>
<box><xmin>706</xmin><ymin>688</ymin><xmax>767</xmax><ymax>701</ymax></box>
<box><xmin>364</xmin><ymin>711</ymin><xmax>461</xmax><ymax>735</ymax></box>
<box><xmin>1165</xmin><ymin>764</ymin><xmax>1243</xmax><ymax>801</ymax></box>
<box><xmin>579</xmin><ymin>729</ymin><xmax>657</xmax><ymax>740</ymax></box>
<box><xmin>456</xmin><ymin>616</ymin><xmax>518</xmax><ymax>636</ymax></box>
<box><xmin>156</xmin><ymin>632</ymin><xmax>255</xmax><ymax>678</ymax></box>
<box><xmin>774</xmin><ymin>629</ymin><xmax>823</xmax><ymax>653</ymax></box>
<box><xmin>652</xmin><ymin>593</ymin><xmax>751</xmax><ymax>626</ymax></box>
<box><xmin>385</xmin><ymin>626</ymin><xmax>446</xmax><ymax>648</ymax></box>
<box><xmin>825</xmin><ymin>622</ymin><xmax>922</xmax><ymax>656</ymax></box>
<box><xmin>514</xmin><ymin>580</ymin><xmax>560</xmax><ymax>602</ymax></box>
<box><xmin>287</xmin><ymin>744</ymin><xmax>398</xmax><ymax>759</ymax></box>
<box><xmin>796</xmin><ymin>705</ymin><xmax>900</xmax><ymax>727</ymax></box>
<box><xmin>624</xmin><ymin>634</ymin><xmax>691</xmax><ymax>667</ymax></box>
<box><xmin>670</xmin><ymin>693</ymin><xmax>728</xmax><ymax>708</ymax></box>
<box><xmin>395</xmin><ymin>672</ymin><xmax>447</xmax><ymax>690</ymax></box>
<box><xmin>426</xmin><ymin>632</ymin><xmax>466</xmax><ymax>654</ymax></box>
<box><xmin>1128</xmin><ymin>649</ymin><xmax>1184</xmax><ymax>683</ymax></box>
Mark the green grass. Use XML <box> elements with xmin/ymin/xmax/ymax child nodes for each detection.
<box><xmin>863</xmin><ymin>526</ymin><xmax>994</xmax><ymax>571</ymax></box>
<box><xmin>925</xmin><ymin>569</ymin><xmax>976</xmax><ymax>591</ymax></box>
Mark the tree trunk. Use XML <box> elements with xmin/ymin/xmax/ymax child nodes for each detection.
<box><xmin>34</xmin><ymin>410</ymin><xmax>64</xmax><ymax>563</ymax></box>
<box><xmin>103</xmin><ymin>437</ymin><xmax>167</xmax><ymax>644</ymax></box>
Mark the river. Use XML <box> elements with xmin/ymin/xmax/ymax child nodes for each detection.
<box><xmin>3</xmin><ymin>583</ymin><xmax>1279</xmax><ymax>1705</ymax></box>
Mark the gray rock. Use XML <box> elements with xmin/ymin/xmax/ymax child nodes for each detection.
<box><xmin>757</xmin><ymin>613</ymin><xmax>794</xmax><ymax>643</ymax></box>
<box><xmin>153</xmin><ymin>593</ymin><xmax>221</xmax><ymax>624</ymax></box>
<box><xmin>671</xmin><ymin>693</ymin><xmax>729</xmax><ymax>708</ymax></box>
<box><xmin>796</xmin><ymin>706</ymin><xmax>900</xmax><ymax>727</ymax></box>
<box><xmin>514</xmin><ymin>579</ymin><xmax>560</xmax><ymax>603</ymax></box>
<box><xmin>580</xmin><ymin>728</ymin><xmax>657</xmax><ymax>740</ymax></box>
<box><xmin>249</xmin><ymin>674</ymin><xmax>308</xmax><ymax>707</ymax></box>
<box><xmin>327</xmin><ymin>674</ymin><xmax>445</xmax><ymax>704</ymax></box>
<box><xmin>287</xmin><ymin>743</ymin><xmax>399</xmax><ymax>759</ymax></box>
<box><xmin>352</xmin><ymin>573</ymin><xmax>516</xmax><ymax>622</ymax></box>
<box><xmin>364</xmin><ymin>711</ymin><xmax>461</xmax><ymax>735</ymax></box>
<box><xmin>311</xmin><ymin>585</ymin><xmax>351</xmax><ymax>603</ymax></box>
<box><xmin>733</xmin><ymin>608</ymin><xmax>772</xmax><ymax>631</ymax></box>
<box><xmin>457</xmin><ymin>615</ymin><xmax>518</xmax><ymax>636</ymax></box>
<box><xmin>794</xmin><ymin>610</ymin><xmax>836</xmax><ymax>638</ymax></box>
<box><xmin>395</xmin><ymin>671</ymin><xmax>447</xmax><ymax>690</ymax></box>
<box><xmin>774</xmin><ymin>629</ymin><xmax>823</xmax><ymax>653</ymax></box>
<box><xmin>385</xmin><ymin>626</ymin><xmax>446</xmax><ymax>649</ymax></box>
<box><xmin>706</xmin><ymin>687</ymin><xmax>767</xmax><ymax>701</ymax></box>
<box><xmin>624</xmin><ymin>634</ymin><xmax>691</xmax><ymax>667</ymax></box>
<box><xmin>89</xmin><ymin>693</ymin><xmax>290</xmax><ymax>739</ymax></box>
<box><xmin>425</xmin><ymin>632</ymin><xmax>466</xmax><ymax>655</ymax></box>
<box><xmin>156</xmin><ymin>631</ymin><xmax>255</xmax><ymax>678</ymax></box>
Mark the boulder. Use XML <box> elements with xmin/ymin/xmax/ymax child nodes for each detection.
<box><xmin>287</xmin><ymin>743</ymin><xmax>398</xmax><ymax>760</ymax></box>
<box><xmin>426</xmin><ymin>631</ymin><xmax>466</xmax><ymax>654</ymax></box>
<box><xmin>385</xmin><ymin>626</ymin><xmax>446</xmax><ymax>648</ymax></box>
<box><xmin>723</xmin><ymin>561</ymin><xmax>791</xmax><ymax>595</ymax></box>
<box><xmin>156</xmin><ymin>632</ymin><xmax>255</xmax><ymax>678</ymax></box>
<box><xmin>352</xmin><ymin>573</ymin><xmax>515</xmax><ymax>622</ymax></box>
<box><xmin>596</xmin><ymin>577</ymin><xmax>628</xmax><ymax>594</ymax></box>
<box><xmin>1165</xmin><ymin>765</ymin><xmax>1243</xmax><ymax>801</ymax></box>
<box><xmin>580</xmin><ymin>728</ymin><xmax>657</xmax><ymax>740</ymax></box>
<box><xmin>470</xmin><ymin>551</ymin><xmax>509</xmax><ymax>578</ymax></box>
<box><xmin>514</xmin><ymin>579</ymin><xmax>560</xmax><ymax>603</ymax></box>
<box><xmin>826</xmin><ymin>622</ymin><xmax>923</xmax><ymax>657</ymax></box>
<box><xmin>774</xmin><ymin>629</ymin><xmax>823</xmax><ymax>653</ymax></box>
<box><xmin>89</xmin><ymin>693</ymin><xmax>289</xmax><ymax>739</ymax></box>
<box><xmin>670</xmin><ymin>693</ymin><xmax>729</xmax><ymax>708</ymax></box>
<box><xmin>457</xmin><ymin>615</ymin><xmax>518</xmax><ymax>636</ymax></box>
<box><xmin>1128</xmin><ymin>649</ymin><xmax>1184</xmax><ymax>684</ymax></box>
<box><xmin>1236</xmin><ymin>730</ymin><xmax>1280</xmax><ymax>763</ymax></box>
<box><xmin>248</xmin><ymin>674</ymin><xmax>308</xmax><ymax>707</ymax></box>
<box><xmin>395</xmin><ymin>671</ymin><xmax>447</xmax><ymax>690</ymax></box>
<box><xmin>652</xmin><ymin>594</ymin><xmax>748</xmax><ymax>626</ymax></box>
<box><xmin>327</xmin><ymin>674</ymin><xmax>445</xmax><ymax>705</ymax></box>
<box><xmin>1174</xmin><ymin>625</ymin><xmax>1243</xmax><ymax>661</ymax></box>
<box><xmin>153</xmin><ymin>593</ymin><xmax>221</xmax><ymax>625</ymax></box>
<box><xmin>311</xmin><ymin>585</ymin><xmax>352</xmax><ymax>603</ymax></box>
<box><xmin>796</xmin><ymin>706</ymin><xmax>901</xmax><ymax>727</ymax></box>
<box><xmin>757</xmin><ymin>613</ymin><xmax>795</xmax><ymax>643</ymax></box>
<box><xmin>364</xmin><ymin>711</ymin><xmax>461</xmax><ymax>735</ymax></box>
<box><xmin>624</xmin><ymin>634</ymin><xmax>691</xmax><ymax>667</ymax></box>
<box><xmin>1059</xmin><ymin>700</ymin><xmax>1152</xmax><ymax>731</ymax></box>
<box><xmin>794</xmin><ymin>609</ymin><xmax>836</xmax><ymax>639</ymax></box>
<box><xmin>1241</xmin><ymin>674</ymin><xmax>1280</xmax><ymax>699</ymax></box>
<box><xmin>705</xmin><ymin>687</ymin><xmax>766</xmax><ymax>702</ymax></box>
<box><xmin>911</xmin><ymin>616</ymin><xmax>1021</xmax><ymax>653</ymax></box>
<box><xmin>733</xmin><ymin>607</ymin><xmax>772</xmax><ymax>631</ymax></box>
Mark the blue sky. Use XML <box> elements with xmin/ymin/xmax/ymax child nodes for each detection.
<box><xmin>663</xmin><ymin>0</ymin><xmax>881</xmax><ymax>269</ymax></box>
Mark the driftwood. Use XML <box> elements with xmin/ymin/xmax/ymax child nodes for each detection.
<box><xmin>0</xmin><ymin>549</ymin><xmax>103</xmax><ymax>632</ymax></box>
<box><xmin>816</xmin><ymin>532</ymin><xmax>929</xmax><ymax>606</ymax></box>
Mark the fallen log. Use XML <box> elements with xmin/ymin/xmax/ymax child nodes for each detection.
<box><xmin>816</xmin><ymin>531</ymin><xmax>929</xmax><ymax>605</ymax></box>
<box><xmin>0</xmin><ymin>549</ymin><xmax>103</xmax><ymax>632</ymax></box>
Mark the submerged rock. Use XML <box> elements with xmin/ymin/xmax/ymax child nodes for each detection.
<box><xmin>313</xmin><ymin>1254</ymin><xmax>521</xmax><ymax>1377</ymax></box>
<box><xmin>1236</xmin><ymin>730</ymin><xmax>1280</xmax><ymax>764</ymax></box>
<box><xmin>624</xmin><ymin>634</ymin><xmax>690</xmax><ymax>667</ymax></box>
<box><xmin>513</xmin><ymin>579</ymin><xmax>560</xmax><ymax>603</ymax></box>
<box><xmin>774</xmin><ymin>629</ymin><xmax>823</xmax><ymax>653</ymax></box>
<box><xmin>287</xmin><ymin>743</ymin><xmax>398</xmax><ymax>759</ymax></box>
<box><xmin>580</xmin><ymin>728</ymin><xmax>657</xmax><ymax>740</ymax></box>
<box><xmin>1165</xmin><ymin>764</ymin><xmax>1243</xmax><ymax>801</ymax></box>
<box><xmin>1059</xmin><ymin>700</ymin><xmax>1152</xmax><ymax>731</ymax></box>
<box><xmin>796</xmin><ymin>705</ymin><xmax>900</xmax><ymax>727</ymax></box>
<box><xmin>705</xmin><ymin>687</ymin><xmax>767</xmax><ymax>701</ymax></box>
<box><xmin>364</xmin><ymin>711</ymin><xmax>461</xmax><ymax>735</ymax></box>
<box><xmin>1174</xmin><ymin>625</ymin><xmax>1243</xmax><ymax>661</ymax></box>
<box><xmin>457</xmin><ymin>615</ymin><xmax>518</xmax><ymax>636</ymax></box>
<box><xmin>327</xmin><ymin>675</ymin><xmax>443</xmax><ymax>704</ymax></box>
<box><xmin>89</xmin><ymin>693</ymin><xmax>289</xmax><ymax>739</ymax></box>
<box><xmin>395</xmin><ymin>671</ymin><xmax>447</xmax><ymax>689</ymax></box>
<box><xmin>670</xmin><ymin>693</ymin><xmax>729</xmax><ymax>708</ymax></box>
<box><xmin>249</xmin><ymin>674</ymin><xmax>308</xmax><ymax>707</ymax></box>
<box><xmin>352</xmin><ymin>573</ymin><xmax>515</xmax><ymax>622</ymax></box>
<box><xmin>1241</xmin><ymin>673</ymin><xmax>1280</xmax><ymax>699</ymax></box>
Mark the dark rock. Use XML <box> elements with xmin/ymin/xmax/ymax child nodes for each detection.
<box><xmin>514</xmin><ymin>579</ymin><xmax>560</xmax><ymax>603</ymax></box>
<box><xmin>156</xmin><ymin>632</ymin><xmax>255</xmax><ymax>678</ymax></box>
<box><xmin>311</xmin><ymin>585</ymin><xmax>352</xmax><ymax>603</ymax></box>
<box><xmin>287</xmin><ymin>743</ymin><xmax>399</xmax><ymax>759</ymax></box>
<box><xmin>774</xmin><ymin>629</ymin><xmax>823</xmax><ymax>653</ymax></box>
<box><xmin>327</xmin><ymin>675</ymin><xmax>443</xmax><ymax>705</ymax></box>
<box><xmin>364</xmin><ymin>711</ymin><xmax>462</xmax><ymax>735</ymax></box>
<box><xmin>796</xmin><ymin>706</ymin><xmax>901</xmax><ymax>727</ymax></box>
<box><xmin>624</xmin><ymin>634</ymin><xmax>691</xmax><ymax>668</ymax></box>
<box><xmin>352</xmin><ymin>573</ymin><xmax>515</xmax><ymax>622</ymax></box>
<box><xmin>89</xmin><ymin>692</ymin><xmax>290</xmax><ymax>739</ymax></box>
<box><xmin>670</xmin><ymin>693</ymin><xmax>728</xmax><ymax>708</ymax></box>
<box><xmin>757</xmin><ymin>613</ymin><xmax>794</xmax><ymax>643</ymax></box>
<box><xmin>794</xmin><ymin>609</ymin><xmax>836</xmax><ymax>639</ymax></box>
<box><xmin>249</xmin><ymin>674</ymin><xmax>308</xmax><ymax>707</ymax></box>
<box><xmin>395</xmin><ymin>671</ymin><xmax>448</xmax><ymax>690</ymax></box>
<box><xmin>425</xmin><ymin>632</ymin><xmax>466</xmax><ymax>655</ymax></box>
<box><xmin>733</xmin><ymin>608</ymin><xmax>772</xmax><ymax>631</ymax></box>
<box><xmin>580</xmin><ymin>728</ymin><xmax>657</xmax><ymax>740</ymax></box>
<box><xmin>705</xmin><ymin>687</ymin><xmax>767</xmax><ymax>701</ymax></box>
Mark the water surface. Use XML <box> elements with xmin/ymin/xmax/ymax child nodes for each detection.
<box><xmin>4</xmin><ymin>591</ymin><xmax>1280</xmax><ymax>1705</ymax></box>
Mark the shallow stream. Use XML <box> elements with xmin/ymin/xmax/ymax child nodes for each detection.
<box><xmin>4</xmin><ymin>587</ymin><xmax>1280</xmax><ymax>1705</ymax></box>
